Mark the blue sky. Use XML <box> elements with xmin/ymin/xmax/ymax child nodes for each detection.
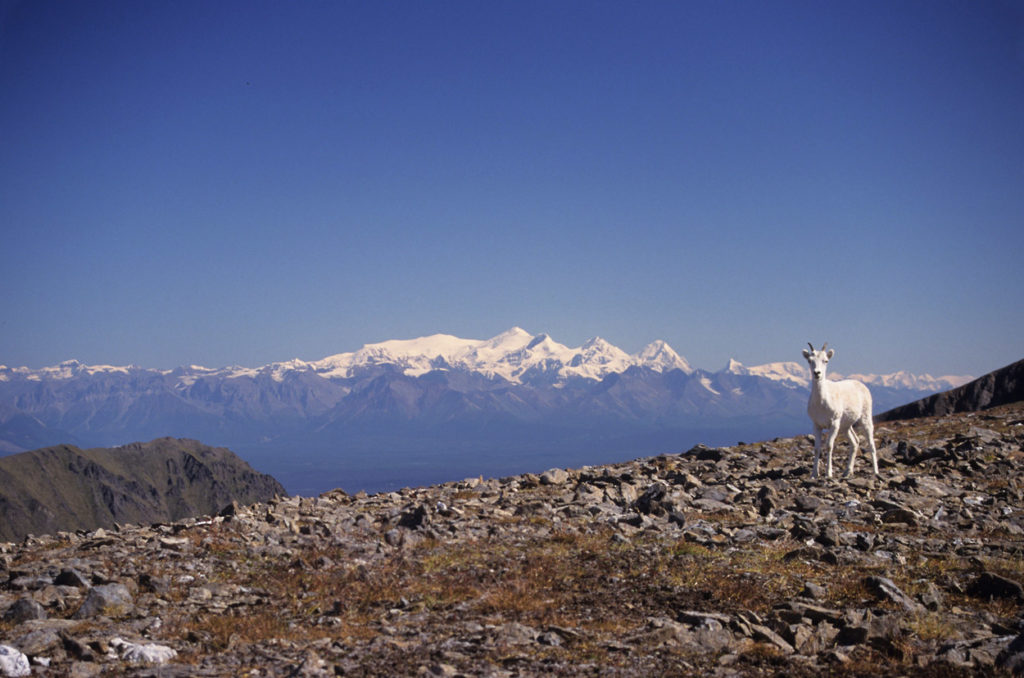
<box><xmin>1</xmin><ymin>0</ymin><xmax>1022</xmax><ymax>377</ymax></box>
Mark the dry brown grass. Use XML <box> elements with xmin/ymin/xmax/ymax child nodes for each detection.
<box><xmin>165</xmin><ymin>518</ymin><xmax>998</xmax><ymax>662</ymax></box>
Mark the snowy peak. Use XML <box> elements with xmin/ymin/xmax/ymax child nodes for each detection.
<box><xmin>482</xmin><ymin>327</ymin><xmax>534</xmax><ymax>351</ymax></box>
<box><xmin>571</xmin><ymin>337</ymin><xmax>632</xmax><ymax>376</ymax></box>
<box><xmin>724</xmin><ymin>359</ymin><xmax>746</xmax><ymax>374</ymax></box>
<box><xmin>724</xmin><ymin>360</ymin><xmax>809</xmax><ymax>388</ymax></box>
<box><xmin>461</xmin><ymin>327</ymin><xmax>533</xmax><ymax>369</ymax></box>
<box><xmin>636</xmin><ymin>340</ymin><xmax>693</xmax><ymax>374</ymax></box>
<box><xmin>348</xmin><ymin>333</ymin><xmax>480</xmax><ymax>377</ymax></box>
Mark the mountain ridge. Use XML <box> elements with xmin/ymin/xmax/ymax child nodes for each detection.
<box><xmin>0</xmin><ymin>329</ymin><xmax>981</xmax><ymax>494</ymax></box>
<box><xmin>0</xmin><ymin>328</ymin><xmax>970</xmax><ymax>390</ymax></box>
<box><xmin>877</xmin><ymin>357</ymin><xmax>1024</xmax><ymax>422</ymax></box>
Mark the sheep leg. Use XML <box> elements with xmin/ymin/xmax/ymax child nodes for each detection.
<box><xmin>844</xmin><ymin>427</ymin><xmax>860</xmax><ymax>477</ymax></box>
<box><xmin>862</xmin><ymin>418</ymin><xmax>879</xmax><ymax>475</ymax></box>
<box><xmin>811</xmin><ymin>425</ymin><xmax>824</xmax><ymax>479</ymax></box>
<box><xmin>825</xmin><ymin>421</ymin><xmax>841</xmax><ymax>478</ymax></box>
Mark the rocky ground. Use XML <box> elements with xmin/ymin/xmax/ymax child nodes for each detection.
<box><xmin>2</xmin><ymin>403</ymin><xmax>1024</xmax><ymax>677</ymax></box>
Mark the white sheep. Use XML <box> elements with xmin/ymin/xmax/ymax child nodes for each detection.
<box><xmin>802</xmin><ymin>342</ymin><xmax>879</xmax><ymax>479</ymax></box>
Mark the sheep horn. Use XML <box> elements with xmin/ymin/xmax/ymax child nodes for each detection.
<box><xmin>822</xmin><ymin>342</ymin><xmax>828</xmax><ymax>351</ymax></box>
<box><xmin>807</xmin><ymin>342</ymin><xmax>815</xmax><ymax>352</ymax></box>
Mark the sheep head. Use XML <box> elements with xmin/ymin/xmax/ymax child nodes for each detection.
<box><xmin>802</xmin><ymin>342</ymin><xmax>835</xmax><ymax>380</ymax></box>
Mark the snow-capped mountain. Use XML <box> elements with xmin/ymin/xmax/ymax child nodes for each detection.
<box><xmin>840</xmin><ymin>370</ymin><xmax>972</xmax><ymax>392</ymax></box>
<box><xmin>721</xmin><ymin>359</ymin><xmax>971</xmax><ymax>393</ymax></box>
<box><xmin>1</xmin><ymin>328</ymin><xmax>969</xmax><ymax>392</ymax></box>
<box><xmin>722</xmin><ymin>359</ymin><xmax>810</xmax><ymax>388</ymax></box>
<box><xmin>304</xmin><ymin>327</ymin><xmax>687</xmax><ymax>384</ymax></box>
<box><xmin>0</xmin><ymin>328</ymin><xmax>977</xmax><ymax>494</ymax></box>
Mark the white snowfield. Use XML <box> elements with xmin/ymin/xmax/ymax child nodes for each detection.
<box><xmin>1</xmin><ymin>328</ymin><xmax>973</xmax><ymax>391</ymax></box>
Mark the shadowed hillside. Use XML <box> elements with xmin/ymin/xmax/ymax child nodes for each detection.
<box><xmin>0</xmin><ymin>438</ymin><xmax>286</xmax><ymax>541</ymax></box>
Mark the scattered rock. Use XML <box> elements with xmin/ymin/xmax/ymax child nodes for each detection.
<box><xmin>880</xmin><ymin>507</ymin><xmax>920</xmax><ymax>526</ymax></box>
<box><xmin>158</xmin><ymin>536</ymin><xmax>190</xmax><ymax>551</ymax></box>
<box><xmin>72</xmin><ymin>582</ymin><xmax>133</xmax><ymax>619</ymax></box>
<box><xmin>968</xmin><ymin>572</ymin><xmax>1024</xmax><ymax>602</ymax></box>
<box><xmin>794</xmin><ymin>495</ymin><xmax>823</xmax><ymax>513</ymax></box>
<box><xmin>539</xmin><ymin>468</ymin><xmax>569</xmax><ymax>485</ymax></box>
<box><xmin>749</xmin><ymin>623</ymin><xmax>795</xmax><ymax>654</ymax></box>
<box><xmin>54</xmin><ymin>568</ymin><xmax>91</xmax><ymax>589</ymax></box>
<box><xmin>688</xmin><ymin>444</ymin><xmax>725</xmax><ymax>461</ymax></box>
<box><xmin>864</xmin><ymin>576</ymin><xmax>924</xmax><ymax>613</ymax></box>
<box><xmin>633</xmin><ymin>482</ymin><xmax>669</xmax><ymax>515</ymax></box>
<box><xmin>2</xmin><ymin>598</ymin><xmax>46</xmax><ymax>624</ymax></box>
<box><xmin>397</xmin><ymin>505</ymin><xmax>429</xmax><ymax>529</ymax></box>
<box><xmin>0</xmin><ymin>645</ymin><xmax>30</xmax><ymax>678</ymax></box>
<box><xmin>998</xmin><ymin>631</ymin><xmax>1024</xmax><ymax>675</ymax></box>
<box><xmin>801</xmin><ymin>582</ymin><xmax>828</xmax><ymax>600</ymax></box>
<box><xmin>110</xmin><ymin>637</ymin><xmax>177</xmax><ymax>663</ymax></box>
<box><xmin>0</xmin><ymin>403</ymin><xmax>1022</xmax><ymax>676</ymax></box>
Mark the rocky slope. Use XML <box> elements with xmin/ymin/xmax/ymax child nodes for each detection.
<box><xmin>2</xmin><ymin>403</ymin><xmax>1024</xmax><ymax>676</ymax></box>
<box><xmin>878</xmin><ymin>358</ymin><xmax>1024</xmax><ymax>423</ymax></box>
<box><xmin>0</xmin><ymin>439</ymin><xmax>286</xmax><ymax>542</ymax></box>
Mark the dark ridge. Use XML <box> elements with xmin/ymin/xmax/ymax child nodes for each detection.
<box><xmin>0</xmin><ymin>437</ymin><xmax>286</xmax><ymax>541</ymax></box>
<box><xmin>877</xmin><ymin>357</ymin><xmax>1024</xmax><ymax>422</ymax></box>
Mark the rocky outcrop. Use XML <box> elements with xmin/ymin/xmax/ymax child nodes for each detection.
<box><xmin>0</xmin><ymin>438</ymin><xmax>286</xmax><ymax>541</ymax></box>
<box><xmin>878</xmin><ymin>358</ymin><xmax>1024</xmax><ymax>422</ymax></box>
<box><xmin>1</xmin><ymin>404</ymin><xmax>1023</xmax><ymax>675</ymax></box>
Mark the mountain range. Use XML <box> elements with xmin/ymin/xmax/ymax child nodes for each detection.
<box><xmin>0</xmin><ymin>328</ymin><xmax>972</xmax><ymax>494</ymax></box>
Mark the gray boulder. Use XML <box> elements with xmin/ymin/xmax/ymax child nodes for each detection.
<box><xmin>2</xmin><ymin>598</ymin><xmax>46</xmax><ymax>624</ymax></box>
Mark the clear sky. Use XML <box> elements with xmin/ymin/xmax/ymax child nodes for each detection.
<box><xmin>1</xmin><ymin>1</ymin><xmax>1022</xmax><ymax>377</ymax></box>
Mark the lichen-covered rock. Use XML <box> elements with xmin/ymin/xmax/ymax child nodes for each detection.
<box><xmin>110</xmin><ymin>637</ymin><xmax>177</xmax><ymax>663</ymax></box>
<box><xmin>0</xmin><ymin>645</ymin><xmax>30</xmax><ymax>678</ymax></box>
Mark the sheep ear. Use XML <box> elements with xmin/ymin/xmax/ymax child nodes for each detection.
<box><xmin>802</xmin><ymin>349</ymin><xmax>811</xmax><ymax>359</ymax></box>
<box><xmin>826</xmin><ymin>349</ymin><xmax>834</xmax><ymax>359</ymax></box>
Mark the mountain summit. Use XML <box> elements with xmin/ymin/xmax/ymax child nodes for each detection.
<box><xmin>304</xmin><ymin>328</ymin><xmax>690</xmax><ymax>384</ymax></box>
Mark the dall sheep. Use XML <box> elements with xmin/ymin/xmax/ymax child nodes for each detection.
<box><xmin>802</xmin><ymin>342</ymin><xmax>879</xmax><ymax>479</ymax></box>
